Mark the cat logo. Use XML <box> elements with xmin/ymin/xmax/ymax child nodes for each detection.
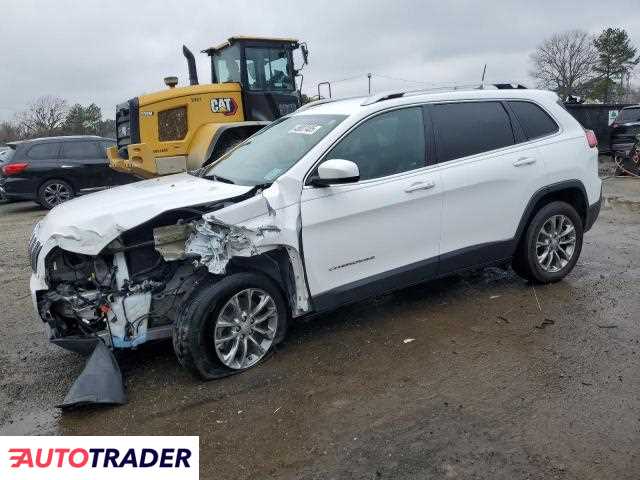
<box><xmin>210</xmin><ymin>97</ymin><xmax>238</xmax><ymax>116</ymax></box>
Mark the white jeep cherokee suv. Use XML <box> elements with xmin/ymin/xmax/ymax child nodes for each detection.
<box><xmin>29</xmin><ymin>87</ymin><xmax>601</xmax><ymax>378</ymax></box>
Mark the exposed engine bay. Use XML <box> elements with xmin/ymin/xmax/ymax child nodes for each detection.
<box><xmin>32</xmin><ymin>183</ymin><xmax>310</xmax><ymax>354</ymax></box>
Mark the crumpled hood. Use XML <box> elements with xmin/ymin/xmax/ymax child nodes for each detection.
<box><xmin>36</xmin><ymin>173</ymin><xmax>253</xmax><ymax>255</ymax></box>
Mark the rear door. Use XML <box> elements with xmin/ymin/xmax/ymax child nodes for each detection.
<box><xmin>432</xmin><ymin>100</ymin><xmax>544</xmax><ymax>273</ymax></box>
<box><xmin>59</xmin><ymin>140</ymin><xmax>113</xmax><ymax>191</ymax></box>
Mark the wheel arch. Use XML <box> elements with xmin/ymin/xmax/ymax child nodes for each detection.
<box><xmin>513</xmin><ymin>180</ymin><xmax>588</xmax><ymax>251</ymax></box>
<box><xmin>225</xmin><ymin>248</ymin><xmax>301</xmax><ymax>317</ymax></box>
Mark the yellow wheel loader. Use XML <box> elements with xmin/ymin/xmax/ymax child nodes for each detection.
<box><xmin>107</xmin><ymin>36</ymin><xmax>308</xmax><ymax>178</ymax></box>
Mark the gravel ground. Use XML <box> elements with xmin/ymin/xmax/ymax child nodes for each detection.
<box><xmin>0</xmin><ymin>178</ymin><xmax>639</xmax><ymax>479</ymax></box>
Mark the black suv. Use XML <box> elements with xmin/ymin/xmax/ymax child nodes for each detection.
<box><xmin>610</xmin><ymin>105</ymin><xmax>640</xmax><ymax>154</ymax></box>
<box><xmin>0</xmin><ymin>136</ymin><xmax>136</xmax><ymax>209</ymax></box>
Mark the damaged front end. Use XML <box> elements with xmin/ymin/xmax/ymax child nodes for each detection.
<box><xmin>29</xmin><ymin>182</ymin><xmax>311</xmax><ymax>406</ymax></box>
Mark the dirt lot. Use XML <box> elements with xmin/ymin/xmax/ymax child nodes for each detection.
<box><xmin>1</xmin><ymin>178</ymin><xmax>639</xmax><ymax>479</ymax></box>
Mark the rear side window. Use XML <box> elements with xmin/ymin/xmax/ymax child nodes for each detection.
<box><xmin>616</xmin><ymin>107</ymin><xmax>640</xmax><ymax>123</ymax></box>
<box><xmin>431</xmin><ymin>101</ymin><xmax>515</xmax><ymax>162</ymax></box>
<box><xmin>508</xmin><ymin>101</ymin><xmax>559</xmax><ymax>140</ymax></box>
<box><xmin>62</xmin><ymin>141</ymin><xmax>102</xmax><ymax>159</ymax></box>
<box><xmin>27</xmin><ymin>143</ymin><xmax>60</xmax><ymax>160</ymax></box>
<box><xmin>326</xmin><ymin>107</ymin><xmax>426</xmax><ymax>181</ymax></box>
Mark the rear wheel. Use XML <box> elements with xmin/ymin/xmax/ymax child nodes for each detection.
<box><xmin>173</xmin><ymin>272</ymin><xmax>288</xmax><ymax>379</ymax></box>
<box><xmin>38</xmin><ymin>179</ymin><xmax>74</xmax><ymax>209</ymax></box>
<box><xmin>512</xmin><ymin>201</ymin><xmax>583</xmax><ymax>283</ymax></box>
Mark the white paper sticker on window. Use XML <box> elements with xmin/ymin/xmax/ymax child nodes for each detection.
<box><xmin>289</xmin><ymin>124</ymin><xmax>323</xmax><ymax>135</ymax></box>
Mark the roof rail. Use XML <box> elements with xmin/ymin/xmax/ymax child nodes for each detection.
<box><xmin>360</xmin><ymin>82</ymin><xmax>528</xmax><ymax>106</ymax></box>
<box><xmin>296</xmin><ymin>98</ymin><xmax>338</xmax><ymax>112</ymax></box>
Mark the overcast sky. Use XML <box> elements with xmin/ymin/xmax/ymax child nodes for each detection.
<box><xmin>1</xmin><ymin>0</ymin><xmax>640</xmax><ymax>121</ymax></box>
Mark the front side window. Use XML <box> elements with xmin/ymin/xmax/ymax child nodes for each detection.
<box><xmin>508</xmin><ymin>101</ymin><xmax>559</xmax><ymax>140</ymax></box>
<box><xmin>325</xmin><ymin>107</ymin><xmax>426</xmax><ymax>181</ymax></box>
<box><xmin>431</xmin><ymin>101</ymin><xmax>515</xmax><ymax>162</ymax></box>
<box><xmin>27</xmin><ymin>142</ymin><xmax>60</xmax><ymax>160</ymax></box>
<box><xmin>244</xmin><ymin>47</ymin><xmax>294</xmax><ymax>91</ymax></box>
<box><xmin>204</xmin><ymin>114</ymin><xmax>345</xmax><ymax>186</ymax></box>
<box><xmin>62</xmin><ymin>141</ymin><xmax>101</xmax><ymax>159</ymax></box>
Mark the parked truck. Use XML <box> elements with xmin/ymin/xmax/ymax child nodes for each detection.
<box><xmin>107</xmin><ymin>36</ymin><xmax>308</xmax><ymax>178</ymax></box>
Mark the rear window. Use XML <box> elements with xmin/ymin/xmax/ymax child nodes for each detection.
<box><xmin>616</xmin><ymin>107</ymin><xmax>640</xmax><ymax>123</ymax></box>
<box><xmin>431</xmin><ymin>101</ymin><xmax>515</xmax><ymax>162</ymax></box>
<box><xmin>508</xmin><ymin>101</ymin><xmax>559</xmax><ymax>140</ymax></box>
<box><xmin>0</xmin><ymin>149</ymin><xmax>15</xmax><ymax>164</ymax></box>
<box><xmin>62</xmin><ymin>141</ymin><xmax>102</xmax><ymax>159</ymax></box>
<box><xmin>27</xmin><ymin>142</ymin><xmax>60</xmax><ymax>160</ymax></box>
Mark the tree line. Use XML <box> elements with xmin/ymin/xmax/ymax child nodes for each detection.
<box><xmin>0</xmin><ymin>96</ymin><xmax>115</xmax><ymax>145</ymax></box>
<box><xmin>531</xmin><ymin>27</ymin><xmax>639</xmax><ymax>103</ymax></box>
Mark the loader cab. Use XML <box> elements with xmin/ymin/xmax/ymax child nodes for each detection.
<box><xmin>205</xmin><ymin>37</ymin><xmax>305</xmax><ymax>121</ymax></box>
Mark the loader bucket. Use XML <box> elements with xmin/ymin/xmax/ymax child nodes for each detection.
<box><xmin>58</xmin><ymin>341</ymin><xmax>127</xmax><ymax>409</ymax></box>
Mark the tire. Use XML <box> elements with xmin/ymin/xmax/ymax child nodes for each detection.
<box><xmin>37</xmin><ymin>179</ymin><xmax>74</xmax><ymax>209</ymax></box>
<box><xmin>173</xmin><ymin>272</ymin><xmax>289</xmax><ymax>380</ymax></box>
<box><xmin>512</xmin><ymin>201</ymin><xmax>583</xmax><ymax>283</ymax></box>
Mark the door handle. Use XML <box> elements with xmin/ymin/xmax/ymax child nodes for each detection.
<box><xmin>513</xmin><ymin>157</ymin><xmax>537</xmax><ymax>167</ymax></box>
<box><xmin>405</xmin><ymin>181</ymin><xmax>435</xmax><ymax>193</ymax></box>
<box><xmin>60</xmin><ymin>164</ymin><xmax>75</xmax><ymax>168</ymax></box>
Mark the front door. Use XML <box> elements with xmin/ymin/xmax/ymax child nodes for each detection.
<box><xmin>300</xmin><ymin>106</ymin><xmax>443</xmax><ymax>309</ymax></box>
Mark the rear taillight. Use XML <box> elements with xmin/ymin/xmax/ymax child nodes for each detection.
<box><xmin>2</xmin><ymin>162</ymin><xmax>29</xmax><ymax>176</ymax></box>
<box><xmin>585</xmin><ymin>130</ymin><xmax>598</xmax><ymax>148</ymax></box>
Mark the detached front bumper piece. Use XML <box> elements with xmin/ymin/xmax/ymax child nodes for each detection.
<box><xmin>58</xmin><ymin>341</ymin><xmax>127</xmax><ymax>409</ymax></box>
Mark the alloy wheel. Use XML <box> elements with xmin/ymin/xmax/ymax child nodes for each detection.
<box><xmin>43</xmin><ymin>182</ymin><xmax>72</xmax><ymax>207</ymax></box>
<box><xmin>535</xmin><ymin>214</ymin><xmax>576</xmax><ymax>273</ymax></box>
<box><xmin>213</xmin><ymin>288</ymin><xmax>278</xmax><ymax>369</ymax></box>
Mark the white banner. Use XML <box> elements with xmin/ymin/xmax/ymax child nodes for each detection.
<box><xmin>0</xmin><ymin>436</ymin><xmax>199</xmax><ymax>480</ymax></box>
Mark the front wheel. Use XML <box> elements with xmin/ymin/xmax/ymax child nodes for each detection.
<box><xmin>173</xmin><ymin>272</ymin><xmax>289</xmax><ymax>379</ymax></box>
<box><xmin>512</xmin><ymin>201</ymin><xmax>583</xmax><ymax>283</ymax></box>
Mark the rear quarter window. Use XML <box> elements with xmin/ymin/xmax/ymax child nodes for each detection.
<box><xmin>508</xmin><ymin>101</ymin><xmax>559</xmax><ymax>140</ymax></box>
<box><xmin>27</xmin><ymin>142</ymin><xmax>60</xmax><ymax>160</ymax></box>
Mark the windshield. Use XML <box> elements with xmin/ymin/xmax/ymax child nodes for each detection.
<box><xmin>203</xmin><ymin>114</ymin><xmax>346</xmax><ymax>186</ymax></box>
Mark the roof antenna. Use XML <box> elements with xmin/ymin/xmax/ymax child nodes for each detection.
<box><xmin>480</xmin><ymin>64</ymin><xmax>487</xmax><ymax>89</ymax></box>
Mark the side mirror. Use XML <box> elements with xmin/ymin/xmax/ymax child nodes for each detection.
<box><xmin>310</xmin><ymin>159</ymin><xmax>360</xmax><ymax>187</ymax></box>
<box><xmin>301</xmin><ymin>43</ymin><xmax>309</xmax><ymax>65</ymax></box>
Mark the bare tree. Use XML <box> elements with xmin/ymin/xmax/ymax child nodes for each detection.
<box><xmin>530</xmin><ymin>30</ymin><xmax>597</xmax><ymax>100</ymax></box>
<box><xmin>0</xmin><ymin>120</ymin><xmax>24</xmax><ymax>144</ymax></box>
<box><xmin>15</xmin><ymin>95</ymin><xmax>68</xmax><ymax>138</ymax></box>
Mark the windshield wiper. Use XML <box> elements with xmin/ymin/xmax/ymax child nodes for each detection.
<box><xmin>203</xmin><ymin>174</ymin><xmax>235</xmax><ymax>184</ymax></box>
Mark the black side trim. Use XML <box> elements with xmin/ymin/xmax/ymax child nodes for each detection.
<box><xmin>312</xmin><ymin>240</ymin><xmax>514</xmax><ymax>313</ymax></box>
<box><xmin>513</xmin><ymin>180</ymin><xmax>588</xmax><ymax>249</ymax></box>
<box><xmin>313</xmin><ymin>256</ymin><xmax>438</xmax><ymax>313</ymax></box>
<box><xmin>438</xmin><ymin>240</ymin><xmax>514</xmax><ymax>277</ymax></box>
<box><xmin>585</xmin><ymin>186</ymin><xmax>602</xmax><ymax>232</ymax></box>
